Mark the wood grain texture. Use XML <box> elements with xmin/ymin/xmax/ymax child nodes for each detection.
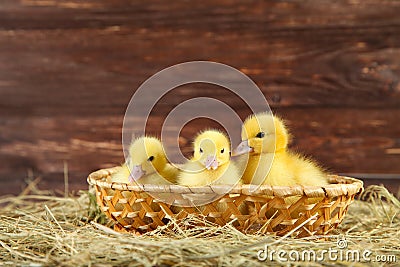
<box><xmin>0</xmin><ymin>0</ymin><xmax>399</xmax><ymax>195</ymax></box>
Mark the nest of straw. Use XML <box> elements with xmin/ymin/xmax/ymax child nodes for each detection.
<box><xmin>0</xmin><ymin>179</ymin><xmax>399</xmax><ymax>266</ymax></box>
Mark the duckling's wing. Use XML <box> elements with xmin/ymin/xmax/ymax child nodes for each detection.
<box><xmin>139</xmin><ymin>172</ymin><xmax>173</xmax><ymax>185</ymax></box>
<box><xmin>214</xmin><ymin>162</ymin><xmax>241</xmax><ymax>185</ymax></box>
<box><xmin>289</xmin><ymin>152</ymin><xmax>328</xmax><ymax>186</ymax></box>
<box><xmin>162</xmin><ymin>163</ymin><xmax>180</xmax><ymax>184</ymax></box>
<box><xmin>177</xmin><ymin>161</ymin><xmax>205</xmax><ymax>186</ymax></box>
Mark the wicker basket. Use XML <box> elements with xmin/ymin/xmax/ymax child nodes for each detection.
<box><xmin>87</xmin><ymin>167</ymin><xmax>363</xmax><ymax>237</ymax></box>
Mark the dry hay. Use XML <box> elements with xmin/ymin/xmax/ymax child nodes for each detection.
<box><xmin>0</xmin><ymin>181</ymin><xmax>399</xmax><ymax>267</ymax></box>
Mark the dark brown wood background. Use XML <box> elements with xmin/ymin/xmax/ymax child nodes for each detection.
<box><xmin>1</xmin><ymin>0</ymin><xmax>399</xmax><ymax>196</ymax></box>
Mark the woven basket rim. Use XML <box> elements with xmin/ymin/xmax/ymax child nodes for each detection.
<box><xmin>87</xmin><ymin>167</ymin><xmax>364</xmax><ymax>198</ymax></box>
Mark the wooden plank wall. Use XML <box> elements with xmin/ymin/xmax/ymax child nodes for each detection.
<box><xmin>0</xmin><ymin>0</ymin><xmax>399</xmax><ymax>195</ymax></box>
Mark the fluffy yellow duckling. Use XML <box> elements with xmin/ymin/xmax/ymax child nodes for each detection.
<box><xmin>178</xmin><ymin>130</ymin><xmax>241</xmax><ymax>186</ymax></box>
<box><xmin>233</xmin><ymin>112</ymin><xmax>328</xmax><ymax>187</ymax></box>
<box><xmin>111</xmin><ymin>136</ymin><xmax>178</xmax><ymax>185</ymax></box>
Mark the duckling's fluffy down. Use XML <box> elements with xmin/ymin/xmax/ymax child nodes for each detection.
<box><xmin>110</xmin><ymin>136</ymin><xmax>178</xmax><ymax>185</ymax></box>
<box><xmin>178</xmin><ymin>130</ymin><xmax>241</xmax><ymax>186</ymax></box>
<box><xmin>235</xmin><ymin>112</ymin><xmax>328</xmax><ymax>187</ymax></box>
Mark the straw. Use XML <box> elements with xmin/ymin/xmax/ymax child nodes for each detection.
<box><xmin>0</xmin><ymin>183</ymin><xmax>398</xmax><ymax>266</ymax></box>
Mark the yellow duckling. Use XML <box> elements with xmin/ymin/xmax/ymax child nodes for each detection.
<box><xmin>233</xmin><ymin>112</ymin><xmax>328</xmax><ymax>187</ymax></box>
<box><xmin>178</xmin><ymin>130</ymin><xmax>240</xmax><ymax>186</ymax></box>
<box><xmin>111</xmin><ymin>136</ymin><xmax>178</xmax><ymax>185</ymax></box>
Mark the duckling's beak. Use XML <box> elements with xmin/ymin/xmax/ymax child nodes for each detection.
<box><xmin>232</xmin><ymin>140</ymin><xmax>254</xmax><ymax>156</ymax></box>
<box><xmin>128</xmin><ymin>164</ymin><xmax>146</xmax><ymax>183</ymax></box>
<box><xmin>204</xmin><ymin>155</ymin><xmax>219</xmax><ymax>170</ymax></box>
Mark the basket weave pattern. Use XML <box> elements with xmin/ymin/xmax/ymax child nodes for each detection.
<box><xmin>87</xmin><ymin>167</ymin><xmax>363</xmax><ymax>237</ymax></box>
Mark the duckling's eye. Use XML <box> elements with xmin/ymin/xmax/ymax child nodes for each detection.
<box><xmin>148</xmin><ymin>156</ymin><xmax>154</xmax><ymax>161</ymax></box>
<box><xmin>200</xmin><ymin>148</ymin><xmax>203</xmax><ymax>153</ymax></box>
<box><xmin>220</xmin><ymin>148</ymin><xmax>225</xmax><ymax>153</ymax></box>
<box><xmin>256</xmin><ymin>132</ymin><xmax>265</xmax><ymax>138</ymax></box>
